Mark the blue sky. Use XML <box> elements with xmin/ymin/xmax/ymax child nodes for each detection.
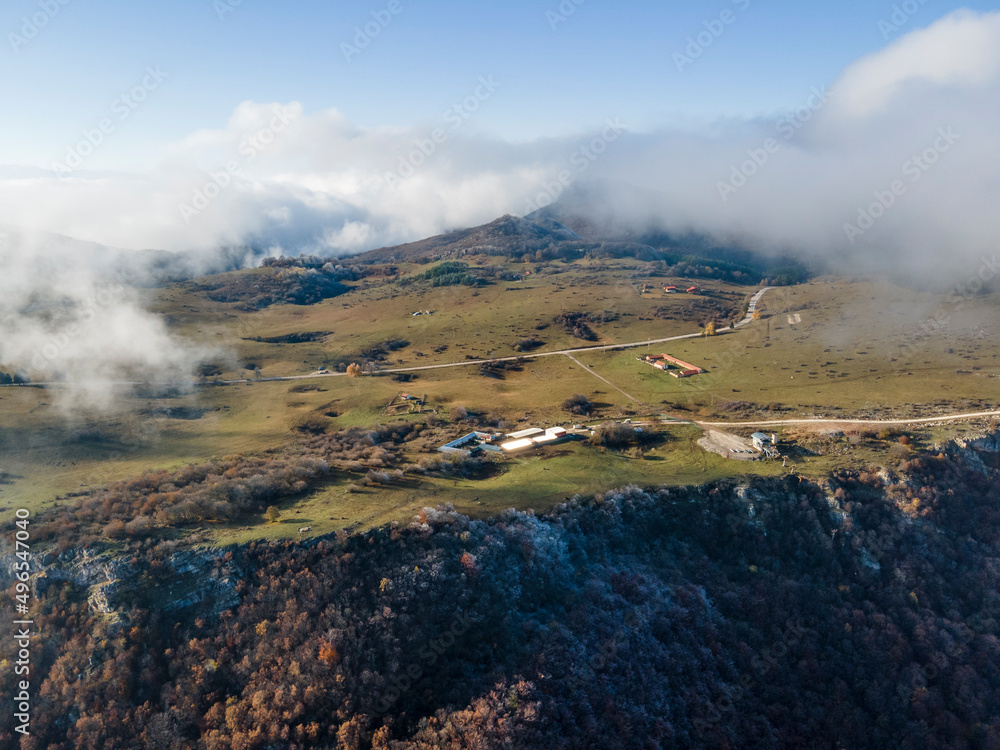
<box><xmin>3</xmin><ymin>1</ymin><xmax>1000</xmax><ymax>389</ymax></box>
<box><xmin>3</xmin><ymin>0</ymin><xmax>998</xmax><ymax>168</ymax></box>
<box><xmin>1</xmin><ymin>0</ymin><xmax>998</xmax><ymax>275</ymax></box>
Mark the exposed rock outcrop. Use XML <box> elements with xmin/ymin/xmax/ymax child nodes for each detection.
<box><xmin>1</xmin><ymin>545</ymin><xmax>241</xmax><ymax>623</ymax></box>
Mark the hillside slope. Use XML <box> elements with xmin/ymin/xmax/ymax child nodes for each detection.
<box><xmin>355</xmin><ymin>214</ymin><xmax>583</xmax><ymax>263</ymax></box>
<box><xmin>3</xmin><ymin>432</ymin><xmax>999</xmax><ymax>749</ymax></box>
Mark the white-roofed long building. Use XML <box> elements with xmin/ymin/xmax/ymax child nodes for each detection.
<box><xmin>501</xmin><ymin>427</ymin><xmax>571</xmax><ymax>453</ymax></box>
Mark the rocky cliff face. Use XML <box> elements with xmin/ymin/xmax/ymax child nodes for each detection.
<box><xmin>954</xmin><ymin>430</ymin><xmax>1000</xmax><ymax>452</ymax></box>
<box><xmin>944</xmin><ymin>428</ymin><xmax>1000</xmax><ymax>471</ymax></box>
<box><xmin>0</xmin><ymin>545</ymin><xmax>241</xmax><ymax>623</ymax></box>
<box><xmin>3</xmin><ymin>431</ymin><xmax>995</xmax><ymax>626</ymax></box>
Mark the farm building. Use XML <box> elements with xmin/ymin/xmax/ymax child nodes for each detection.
<box><xmin>641</xmin><ymin>354</ymin><xmax>705</xmax><ymax>378</ymax></box>
<box><xmin>500</xmin><ymin>438</ymin><xmax>535</xmax><ymax>452</ymax></box>
<box><xmin>507</xmin><ymin>427</ymin><xmax>545</xmax><ymax>440</ymax></box>
<box><xmin>438</xmin><ymin>432</ymin><xmax>502</xmax><ymax>456</ymax></box>
<box><xmin>752</xmin><ymin>432</ymin><xmax>780</xmax><ymax>458</ymax></box>
<box><xmin>686</xmin><ymin>285</ymin><xmax>700</xmax><ymax>294</ymax></box>
<box><xmin>664</xmin><ymin>286</ymin><xmax>678</xmax><ymax>293</ymax></box>
<box><xmin>529</xmin><ymin>427</ymin><xmax>567</xmax><ymax>446</ymax></box>
<box><xmin>501</xmin><ymin>426</ymin><xmax>571</xmax><ymax>453</ymax></box>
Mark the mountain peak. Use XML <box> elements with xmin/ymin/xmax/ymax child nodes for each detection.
<box><xmin>353</xmin><ymin>213</ymin><xmax>580</xmax><ymax>263</ymax></box>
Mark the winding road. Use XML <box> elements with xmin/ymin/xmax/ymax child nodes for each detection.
<box><xmin>697</xmin><ymin>411</ymin><xmax>1000</xmax><ymax>428</ymax></box>
<box><xmin>6</xmin><ymin>288</ymin><xmax>774</xmax><ymax>390</ymax></box>
<box><xmin>11</xmin><ymin>286</ymin><xmax>998</xmax><ymax>429</ymax></box>
<box><xmin>250</xmin><ymin>286</ymin><xmax>777</xmax><ymax>384</ymax></box>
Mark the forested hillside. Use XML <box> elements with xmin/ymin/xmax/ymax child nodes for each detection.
<box><xmin>2</xmin><ymin>435</ymin><xmax>999</xmax><ymax>749</ymax></box>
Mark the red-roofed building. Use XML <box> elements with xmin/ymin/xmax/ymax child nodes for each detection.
<box><xmin>642</xmin><ymin>354</ymin><xmax>705</xmax><ymax>378</ymax></box>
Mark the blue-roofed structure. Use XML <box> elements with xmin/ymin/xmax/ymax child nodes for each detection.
<box><xmin>438</xmin><ymin>432</ymin><xmax>500</xmax><ymax>456</ymax></box>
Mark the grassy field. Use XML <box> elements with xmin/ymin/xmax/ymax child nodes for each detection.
<box><xmin>153</xmin><ymin>257</ymin><xmax>748</xmax><ymax>378</ymax></box>
<box><xmin>157</xmin><ymin>265</ymin><xmax>999</xmax><ymax>421</ymax></box>
<box><xmin>197</xmin><ymin>420</ymin><xmax>929</xmax><ymax>546</ymax></box>
<box><xmin>2</xmin><ymin>255</ymin><xmax>998</xmax><ymax>533</ymax></box>
<box><xmin>569</xmin><ymin>277</ymin><xmax>1000</xmax><ymax>417</ymax></box>
<box><xmin>205</xmin><ymin>424</ymin><xmax>792</xmax><ymax>545</ymax></box>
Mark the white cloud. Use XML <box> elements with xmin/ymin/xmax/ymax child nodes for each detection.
<box><xmin>0</xmin><ymin>227</ymin><xmax>216</xmax><ymax>410</ymax></box>
<box><xmin>0</xmin><ymin>8</ymin><xmax>998</xmax><ymax>404</ymax></box>
<box><xmin>831</xmin><ymin>9</ymin><xmax>1000</xmax><ymax>119</ymax></box>
<box><xmin>574</xmin><ymin>10</ymin><xmax>1000</xmax><ymax>280</ymax></box>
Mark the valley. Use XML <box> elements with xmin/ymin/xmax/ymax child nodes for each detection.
<box><xmin>1</xmin><ymin>218</ymin><xmax>997</xmax><ymax>544</ymax></box>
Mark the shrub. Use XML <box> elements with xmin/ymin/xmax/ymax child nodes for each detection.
<box><xmin>197</xmin><ymin>362</ymin><xmax>224</xmax><ymax>377</ymax></box>
<box><xmin>292</xmin><ymin>414</ymin><xmax>331</xmax><ymax>435</ymax></box>
<box><xmin>513</xmin><ymin>337</ymin><xmax>544</xmax><ymax>352</ymax></box>
<box><xmin>562</xmin><ymin>393</ymin><xmax>593</xmax><ymax>416</ymax></box>
<box><xmin>479</xmin><ymin>359</ymin><xmax>524</xmax><ymax>379</ymax></box>
<box><xmin>288</xmin><ymin>383</ymin><xmax>324</xmax><ymax>393</ymax></box>
<box><xmin>124</xmin><ymin>516</ymin><xmax>154</xmax><ymax>537</ymax></box>
<box><xmin>555</xmin><ymin>312</ymin><xmax>598</xmax><ymax>341</ymax></box>
<box><xmin>365</xmin><ymin>470</ymin><xmax>393</xmax><ymax>485</ymax></box>
<box><xmin>103</xmin><ymin>519</ymin><xmax>127</xmax><ymax>539</ymax></box>
<box><xmin>589</xmin><ymin>422</ymin><xmax>639</xmax><ymax>449</ymax></box>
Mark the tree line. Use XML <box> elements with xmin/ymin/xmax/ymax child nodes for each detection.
<box><xmin>3</xmin><ymin>431</ymin><xmax>999</xmax><ymax>748</ymax></box>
